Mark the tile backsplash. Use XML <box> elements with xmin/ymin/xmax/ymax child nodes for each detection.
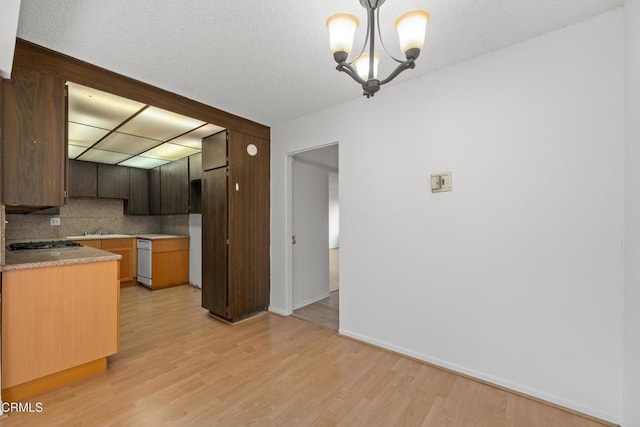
<box><xmin>4</xmin><ymin>199</ymin><xmax>170</xmax><ymax>241</ymax></box>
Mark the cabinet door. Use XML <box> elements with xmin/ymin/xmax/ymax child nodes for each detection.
<box><xmin>160</xmin><ymin>158</ymin><xmax>189</xmax><ymax>214</ymax></box>
<box><xmin>202</xmin><ymin>131</ymin><xmax>227</xmax><ymax>171</ymax></box>
<box><xmin>201</xmin><ymin>168</ymin><xmax>228</xmax><ymax>317</ymax></box>
<box><xmin>149</xmin><ymin>167</ymin><xmax>161</xmax><ymax>215</ymax></box>
<box><xmin>126</xmin><ymin>167</ymin><xmax>149</xmax><ymax>215</ymax></box>
<box><xmin>227</xmin><ymin>131</ymin><xmax>270</xmax><ymax>318</ymax></box>
<box><xmin>98</xmin><ymin>164</ymin><xmax>130</xmax><ymax>199</ymax></box>
<box><xmin>189</xmin><ymin>153</ymin><xmax>202</xmax><ymax>182</ymax></box>
<box><xmin>68</xmin><ymin>160</ymin><xmax>97</xmax><ymax>198</ymax></box>
<box><xmin>2</xmin><ymin>66</ymin><xmax>66</xmax><ymax>206</ymax></box>
<box><xmin>102</xmin><ymin>238</ymin><xmax>136</xmax><ymax>283</ymax></box>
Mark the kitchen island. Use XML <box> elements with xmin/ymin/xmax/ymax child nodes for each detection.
<box><xmin>2</xmin><ymin>245</ymin><xmax>120</xmax><ymax>401</ymax></box>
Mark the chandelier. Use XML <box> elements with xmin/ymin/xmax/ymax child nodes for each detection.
<box><xmin>327</xmin><ymin>0</ymin><xmax>430</xmax><ymax>98</ymax></box>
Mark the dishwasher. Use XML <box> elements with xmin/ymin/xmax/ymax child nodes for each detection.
<box><xmin>137</xmin><ymin>239</ymin><xmax>153</xmax><ymax>288</ymax></box>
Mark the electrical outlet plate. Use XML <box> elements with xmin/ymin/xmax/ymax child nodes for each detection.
<box><xmin>431</xmin><ymin>172</ymin><xmax>453</xmax><ymax>193</ymax></box>
<box><xmin>50</xmin><ymin>217</ymin><xmax>61</xmax><ymax>226</ymax></box>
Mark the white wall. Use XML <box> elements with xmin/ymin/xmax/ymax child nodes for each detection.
<box><xmin>271</xmin><ymin>9</ymin><xmax>624</xmax><ymax>423</ymax></box>
<box><xmin>624</xmin><ymin>2</ymin><xmax>640</xmax><ymax>426</ymax></box>
<box><xmin>0</xmin><ymin>0</ymin><xmax>21</xmax><ymax>78</ymax></box>
<box><xmin>189</xmin><ymin>214</ymin><xmax>202</xmax><ymax>288</ymax></box>
<box><xmin>329</xmin><ymin>171</ymin><xmax>339</xmax><ymax>249</ymax></box>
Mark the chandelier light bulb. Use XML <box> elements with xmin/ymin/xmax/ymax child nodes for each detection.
<box><xmin>355</xmin><ymin>53</ymin><xmax>380</xmax><ymax>82</ymax></box>
<box><xmin>327</xmin><ymin>13</ymin><xmax>360</xmax><ymax>62</ymax></box>
<box><xmin>395</xmin><ymin>10</ymin><xmax>430</xmax><ymax>59</ymax></box>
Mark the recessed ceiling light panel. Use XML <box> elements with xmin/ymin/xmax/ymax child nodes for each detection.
<box><xmin>172</xmin><ymin>124</ymin><xmax>226</xmax><ymax>149</ymax></box>
<box><xmin>68</xmin><ymin>122</ymin><xmax>111</xmax><ymax>147</ymax></box>
<box><xmin>141</xmin><ymin>142</ymin><xmax>201</xmax><ymax>161</ymax></box>
<box><xmin>118</xmin><ymin>107</ymin><xmax>205</xmax><ymax>141</ymax></box>
<box><xmin>77</xmin><ymin>149</ymin><xmax>132</xmax><ymax>164</ymax></box>
<box><xmin>68</xmin><ymin>82</ymin><xmax>146</xmax><ymax>129</ymax></box>
<box><xmin>118</xmin><ymin>156</ymin><xmax>170</xmax><ymax>169</ymax></box>
<box><xmin>94</xmin><ymin>132</ymin><xmax>161</xmax><ymax>155</ymax></box>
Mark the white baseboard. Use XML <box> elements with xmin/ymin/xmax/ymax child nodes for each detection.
<box><xmin>268</xmin><ymin>306</ymin><xmax>291</xmax><ymax>316</ymax></box>
<box><xmin>293</xmin><ymin>292</ymin><xmax>330</xmax><ymax>310</ymax></box>
<box><xmin>338</xmin><ymin>328</ymin><xmax>620</xmax><ymax>425</ymax></box>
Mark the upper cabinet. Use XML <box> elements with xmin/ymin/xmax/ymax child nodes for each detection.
<box><xmin>202</xmin><ymin>131</ymin><xmax>227</xmax><ymax>171</ymax></box>
<box><xmin>160</xmin><ymin>158</ymin><xmax>189</xmax><ymax>215</ymax></box>
<box><xmin>97</xmin><ymin>164</ymin><xmax>129</xmax><ymax>199</ymax></box>
<box><xmin>127</xmin><ymin>167</ymin><xmax>149</xmax><ymax>215</ymax></box>
<box><xmin>2</xmin><ymin>65</ymin><xmax>67</xmax><ymax>206</ymax></box>
<box><xmin>68</xmin><ymin>159</ymin><xmax>97</xmax><ymax>198</ymax></box>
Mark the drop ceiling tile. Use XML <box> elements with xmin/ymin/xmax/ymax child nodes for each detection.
<box><xmin>77</xmin><ymin>149</ymin><xmax>132</xmax><ymax>164</ymax></box>
<box><xmin>118</xmin><ymin>107</ymin><xmax>205</xmax><ymax>141</ymax></box>
<box><xmin>94</xmin><ymin>132</ymin><xmax>161</xmax><ymax>155</ymax></box>
<box><xmin>171</xmin><ymin>124</ymin><xmax>226</xmax><ymax>149</ymax></box>
<box><xmin>68</xmin><ymin>122</ymin><xmax>111</xmax><ymax>147</ymax></box>
<box><xmin>68</xmin><ymin>144</ymin><xmax>86</xmax><ymax>159</ymax></box>
<box><xmin>141</xmin><ymin>142</ymin><xmax>201</xmax><ymax>161</ymax></box>
<box><xmin>118</xmin><ymin>156</ymin><xmax>170</xmax><ymax>169</ymax></box>
<box><xmin>68</xmin><ymin>82</ymin><xmax>145</xmax><ymax>129</ymax></box>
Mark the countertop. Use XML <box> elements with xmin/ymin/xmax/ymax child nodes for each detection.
<box><xmin>67</xmin><ymin>234</ymin><xmax>189</xmax><ymax>241</ymax></box>
<box><xmin>3</xmin><ymin>246</ymin><xmax>122</xmax><ymax>271</ymax></box>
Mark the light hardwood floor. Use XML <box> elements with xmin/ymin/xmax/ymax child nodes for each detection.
<box><xmin>0</xmin><ymin>285</ymin><xmax>612</xmax><ymax>426</ymax></box>
<box><xmin>292</xmin><ymin>291</ymin><xmax>339</xmax><ymax>331</ymax></box>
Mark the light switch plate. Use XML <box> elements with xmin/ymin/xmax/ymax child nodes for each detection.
<box><xmin>50</xmin><ymin>217</ymin><xmax>61</xmax><ymax>226</ymax></box>
<box><xmin>431</xmin><ymin>172</ymin><xmax>453</xmax><ymax>193</ymax></box>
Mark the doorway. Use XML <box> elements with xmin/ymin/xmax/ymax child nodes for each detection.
<box><xmin>288</xmin><ymin>144</ymin><xmax>339</xmax><ymax>331</ymax></box>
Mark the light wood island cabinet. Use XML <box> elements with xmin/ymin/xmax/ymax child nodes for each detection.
<box><xmin>1</xmin><ymin>254</ymin><xmax>119</xmax><ymax>401</ymax></box>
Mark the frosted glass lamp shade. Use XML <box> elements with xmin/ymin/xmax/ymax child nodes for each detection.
<box><xmin>395</xmin><ymin>10</ymin><xmax>430</xmax><ymax>58</ymax></box>
<box><xmin>327</xmin><ymin>13</ymin><xmax>359</xmax><ymax>59</ymax></box>
<box><xmin>355</xmin><ymin>52</ymin><xmax>380</xmax><ymax>82</ymax></box>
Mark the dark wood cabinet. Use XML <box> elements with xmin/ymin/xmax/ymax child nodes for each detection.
<box><xmin>189</xmin><ymin>152</ymin><xmax>202</xmax><ymax>181</ymax></box>
<box><xmin>98</xmin><ymin>164</ymin><xmax>129</xmax><ymax>199</ymax></box>
<box><xmin>189</xmin><ymin>153</ymin><xmax>202</xmax><ymax>213</ymax></box>
<box><xmin>202</xmin><ymin>130</ymin><xmax>270</xmax><ymax>322</ymax></box>
<box><xmin>68</xmin><ymin>160</ymin><xmax>97</xmax><ymax>198</ymax></box>
<box><xmin>2</xmin><ymin>65</ymin><xmax>66</xmax><ymax>206</ymax></box>
<box><xmin>149</xmin><ymin>167</ymin><xmax>161</xmax><ymax>215</ymax></box>
<box><xmin>202</xmin><ymin>131</ymin><xmax>227</xmax><ymax>171</ymax></box>
<box><xmin>160</xmin><ymin>158</ymin><xmax>189</xmax><ymax>215</ymax></box>
<box><xmin>126</xmin><ymin>167</ymin><xmax>149</xmax><ymax>215</ymax></box>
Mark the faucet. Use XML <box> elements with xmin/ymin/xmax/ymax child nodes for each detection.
<box><xmin>85</xmin><ymin>227</ymin><xmax>103</xmax><ymax>236</ymax></box>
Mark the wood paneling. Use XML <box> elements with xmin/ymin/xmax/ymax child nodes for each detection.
<box><xmin>149</xmin><ymin>166</ymin><xmax>161</xmax><ymax>215</ymax></box>
<box><xmin>98</xmin><ymin>163</ymin><xmax>129</xmax><ymax>199</ymax></box>
<box><xmin>68</xmin><ymin>159</ymin><xmax>97</xmax><ymax>198</ymax></box>
<box><xmin>2</xmin><ymin>65</ymin><xmax>66</xmax><ymax>206</ymax></box>
<box><xmin>160</xmin><ymin>157</ymin><xmax>189</xmax><ymax>214</ymax></box>
<box><xmin>127</xmin><ymin>167</ymin><xmax>149</xmax><ymax>215</ymax></box>
<box><xmin>227</xmin><ymin>130</ymin><xmax>270</xmax><ymax>319</ymax></box>
<box><xmin>202</xmin><ymin>168</ymin><xmax>228</xmax><ymax>317</ymax></box>
<box><xmin>202</xmin><ymin>131</ymin><xmax>227</xmax><ymax>171</ymax></box>
<box><xmin>2</xmin><ymin>261</ymin><xmax>119</xmax><ymax>389</ymax></box>
<box><xmin>13</xmin><ymin>39</ymin><xmax>269</xmax><ymax>140</ymax></box>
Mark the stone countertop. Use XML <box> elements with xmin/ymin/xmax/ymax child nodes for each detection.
<box><xmin>3</xmin><ymin>246</ymin><xmax>121</xmax><ymax>271</ymax></box>
<box><xmin>67</xmin><ymin>234</ymin><xmax>189</xmax><ymax>241</ymax></box>
<box><xmin>66</xmin><ymin>234</ymin><xmax>132</xmax><ymax>241</ymax></box>
<box><xmin>135</xmin><ymin>234</ymin><xmax>189</xmax><ymax>240</ymax></box>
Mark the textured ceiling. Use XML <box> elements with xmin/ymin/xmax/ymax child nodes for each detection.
<box><xmin>17</xmin><ymin>0</ymin><xmax>623</xmax><ymax>126</ymax></box>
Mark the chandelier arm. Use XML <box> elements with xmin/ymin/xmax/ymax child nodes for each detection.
<box><xmin>378</xmin><ymin>59</ymin><xmax>416</xmax><ymax>86</ymax></box>
<box><xmin>376</xmin><ymin>6</ymin><xmax>404</xmax><ymax>64</ymax></box>
<box><xmin>337</xmin><ymin>62</ymin><xmax>368</xmax><ymax>86</ymax></box>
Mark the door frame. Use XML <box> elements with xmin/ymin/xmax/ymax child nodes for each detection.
<box><xmin>285</xmin><ymin>141</ymin><xmax>339</xmax><ymax>315</ymax></box>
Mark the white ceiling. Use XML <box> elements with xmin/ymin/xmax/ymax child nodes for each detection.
<box><xmin>17</xmin><ymin>0</ymin><xmax>623</xmax><ymax>126</ymax></box>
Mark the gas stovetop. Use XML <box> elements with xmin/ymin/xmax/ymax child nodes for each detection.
<box><xmin>8</xmin><ymin>240</ymin><xmax>82</xmax><ymax>251</ymax></box>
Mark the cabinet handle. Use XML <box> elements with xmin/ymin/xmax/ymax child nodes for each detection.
<box><xmin>292</xmin><ymin>235</ymin><xmax>297</xmax><ymax>245</ymax></box>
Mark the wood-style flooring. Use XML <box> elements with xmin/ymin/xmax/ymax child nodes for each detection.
<box><xmin>0</xmin><ymin>285</ymin><xmax>612</xmax><ymax>426</ymax></box>
<box><xmin>292</xmin><ymin>291</ymin><xmax>339</xmax><ymax>331</ymax></box>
